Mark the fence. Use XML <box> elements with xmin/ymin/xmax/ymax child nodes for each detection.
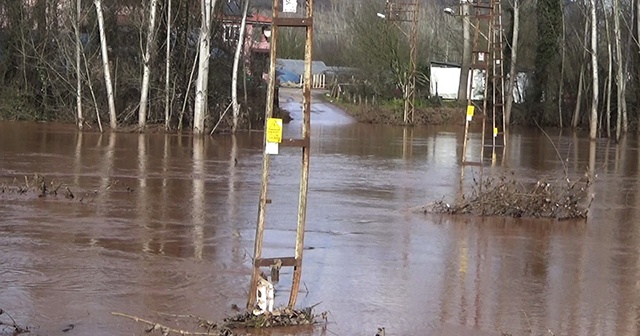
<box><xmin>297</xmin><ymin>73</ymin><xmax>326</xmax><ymax>89</ymax></box>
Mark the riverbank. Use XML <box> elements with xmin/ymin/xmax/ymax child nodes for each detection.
<box><xmin>277</xmin><ymin>88</ymin><xmax>463</xmax><ymax>126</ymax></box>
<box><xmin>325</xmin><ymin>96</ymin><xmax>464</xmax><ymax>126</ymax></box>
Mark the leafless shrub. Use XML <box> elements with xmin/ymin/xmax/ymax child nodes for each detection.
<box><xmin>426</xmin><ymin>172</ymin><xmax>595</xmax><ymax>220</ymax></box>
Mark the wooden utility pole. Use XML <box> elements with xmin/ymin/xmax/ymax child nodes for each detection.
<box><xmin>247</xmin><ymin>0</ymin><xmax>314</xmax><ymax>310</ymax></box>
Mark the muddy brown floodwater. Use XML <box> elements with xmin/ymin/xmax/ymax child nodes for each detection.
<box><xmin>2</xmin><ymin>102</ymin><xmax>640</xmax><ymax>336</ymax></box>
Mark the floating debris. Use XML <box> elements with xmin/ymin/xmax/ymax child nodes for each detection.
<box><xmin>0</xmin><ymin>174</ymin><xmax>131</xmax><ymax>203</ymax></box>
<box><xmin>424</xmin><ymin>172</ymin><xmax>594</xmax><ymax>220</ymax></box>
<box><xmin>113</xmin><ymin>305</ymin><xmax>324</xmax><ymax>336</ymax></box>
<box><xmin>222</xmin><ymin>306</ymin><xmax>316</xmax><ymax>329</ymax></box>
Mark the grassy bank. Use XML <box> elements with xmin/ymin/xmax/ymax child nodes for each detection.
<box><xmin>333</xmin><ymin>98</ymin><xmax>466</xmax><ymax>126</ymax></box>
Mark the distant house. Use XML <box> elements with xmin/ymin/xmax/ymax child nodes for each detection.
<box><xmin>221</xmin><ymin>1</ymin><xmax>272</xmax><ymax>56</ymax></box>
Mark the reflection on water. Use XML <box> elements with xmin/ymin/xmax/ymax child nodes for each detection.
<box><xmin>1</xmin><ymin>122</ymin><xmax>640</xmax><ymax>335</ymax></box>
<box><xmin>192</xmin><ymin>137</ymin><xmax>205</xmax><ymax>260</ymax></box>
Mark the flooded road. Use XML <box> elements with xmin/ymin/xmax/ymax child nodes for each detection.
<box><xmin>1</xmin><ymin>108</ymin><xmax>640</xmax><ymax>335</ymax></box>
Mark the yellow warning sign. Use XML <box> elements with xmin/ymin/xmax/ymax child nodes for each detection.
<box><xmin>466</xmin><ymin>105</ymin><xmax>475</xmax><ymax>117</ymax></box>
<box><xmin>466</xmin><ymin>106</ymin><xmax>474</xmax><ymax>121</ymax></box>
<box><xmin>266</xmin><ymin>118</ymin><xmax>283</xmax><ymax>143</ymax></box>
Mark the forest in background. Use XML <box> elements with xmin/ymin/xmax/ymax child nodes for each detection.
<box><xmin>0</xmin><ymin>0</ymin><xmax>638</xmax><ymax>138</ymax></box>
<box><xmin>275</xmin><ymin>0</ymin><xmax>640</xmax><ymax>139</ymax></box>
<box><xmin>0</xmin><ymin>0</ymin><xmax>272</xmax><ymax>133</ymax></box>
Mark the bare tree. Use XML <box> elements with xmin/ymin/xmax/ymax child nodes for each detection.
<box><xmin>505</xmin><ymin>0</ymin><xmax>519</xmax><ymax>127</ymax></box>
<box><xmin>232</xmin><ymin>0</ymin><xmax>250</xmax><ymax>133</ymax></box>
<box><xmin>75</xmin><ymin>0</ymin><xmax>83</xmax><ymax>130</ymax></box>
<box><xmin>613</xmin><ymin>0</ymin><xmax>625</xmax><ymax>140</ymax></box>
<box><xmin>94</xmin><ymin>0</ymin><xmax>117</xmax><ymax>130</ymax></box>
<box><xmin>589</xmin><ymin>0</ymin><xmax>598</xmax><ymax>140</ymax></box>
<box><xmin>558</xmin><ymin>0</ymin><xmax>565</xmax><ymax>128</ymax></box>
<box><xmin>603</xmin><ymin>4</ymin><xmax>612</xmax><ymax>137</ymax></box>
<box><xmin>572</xmin><ymin>15</ymin><xmax>589</xmax><ymax>129</ymax></box>
<box><xmin>165</xmin><ymin>0</ymin><xmax>172</xmax><ymax>131</ymax></box>
<box><xmin>638</xmin><ymin>0</ymin><xmax>640</xmax><ymax>106</ymax></box>
<box><xmin>139</xmin><ymin>0</ymin><xmax>160</xmax><ymax>130</ymax></box>
<box><xmin>193</xmin><ymin>0</ymin><xmax>218</xmax><ymax>135</ymax></box>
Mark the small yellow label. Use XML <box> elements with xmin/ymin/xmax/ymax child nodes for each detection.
<box><xmin>493</xmin><ymin>127</ymin><xmax>498</xmax><ymax>137</ymax></box>
<box><xmin>266</xmin><ymin>118</ymin><xmax>283</xmax><ymax>143</ymax></box>
<box><xmin>466</xmin><ymin>106</ymin><xmax>474</xmax><ymax>122</ymax></box>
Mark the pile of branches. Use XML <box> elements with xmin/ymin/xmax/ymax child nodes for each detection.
<box><xmin>220</xmin><ymin>306</ymin><xmax>316</xmax><ymax>329</ymax></box>
<box><xmin>113</xmin><ymin>306</ymin><xmax>324</xmax><ymax>336</ymax></box>
<box><xmin>427</xmin><ymin>172</ymin><xmax>595</xmax><ymax>219</ymax></box>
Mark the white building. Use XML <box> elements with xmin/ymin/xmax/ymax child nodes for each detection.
<box><xmin>429</xmin><ymin>61</ymin><xmax>529</xmax><ymax>103</ymax></box>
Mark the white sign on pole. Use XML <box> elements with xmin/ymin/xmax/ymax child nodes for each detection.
<box><xmin>265</xmin><ymin>142</ymin><xmax>279</xmax><ymax>155</ymax></box>
<box><xmin>283</xmin><ymin>0</ymin><xmax>297</xmax><ymax>13</ymax></box>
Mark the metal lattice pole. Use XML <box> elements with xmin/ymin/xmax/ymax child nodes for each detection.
<box><xmin>386</xmin><ymin>0</ymin><xmax>419</xmax><ymax>124</ymax></box>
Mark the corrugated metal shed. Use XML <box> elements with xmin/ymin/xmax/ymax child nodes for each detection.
<box><xmin>276</xmin><ymin>59</ymin><xmax>328</xmax><ymax>76</ymax></box>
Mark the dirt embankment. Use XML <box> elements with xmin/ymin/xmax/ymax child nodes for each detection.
<box><xmin>334</xmin><ymin>102</ymin><xmax>464</xmax><ymax>126</ymax></box>
<box><xmin>321</xmin><ymin>95</ymin><xmax>464</xmax><ymax>125</ymax></box>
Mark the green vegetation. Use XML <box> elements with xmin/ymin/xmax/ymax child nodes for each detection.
<box><xmin>334</xmin><ymin>97</ymin><xmax>463</xmax><ymax>126</ymax></box>
<box><xmin>532</xmin><ymin>0</ymin><xmax>563</xmax><ymax>124</ymax></box>
<box><xmin>0</xmin><ymin>88</ymin><xmax>38</xmax><ymax>121</ymax></box>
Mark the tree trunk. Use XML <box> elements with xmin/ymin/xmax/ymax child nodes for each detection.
<box><xmin>572</xmin><ymin>15</ymin><xmax>589</xmax><ymax>129</ymax></box>
<box><xmin>139</xmin><ymin>0</ymin><xmax>159</xmax><ymax>130</ymax></box>
<box><xmin>457</xmin><ymin>2</ymin><xmax>471</xmax><ymax>101</ymax></box>
<box><xmin>165</xmin><ymin>0</ymin><xmax>172</xmax><ymax>131</ymax></box>
<box><xmin>82</xmin><ymin>37</ymin><xmax>104</xmax><ymax>133</ymax></box>
<box><xmin>589</xmin><ymin>0</ymin><xmax>598</xmax><ymax>140</ymax></box>
<box><xmin>505</xmin><ymin>0</ymin><xmax>519</xmax><ymax>127</ymax></box>
<box><xmin>94</xmin><ymin>0</ymin><xmax>117</xmax><ymax>130</ymax></box>
<box><xmin>606</xmin><ymin>40</ymin><xmax>612</xmax><ymax>138</ymax></box>
<box><xmin>193</xmin><ymin>0</ymin><xmax>217</xmax><ymax>135</ymax></box>
<box><xmin>604</xmin><ymin>8</ymin><xmax>612</xmax><ymax>138</ymax></box>
<box><xmin>629</xmin><ymin>0</ymin><xmax>640</xmax><ymax>134</ymax></box>
<box><xmin>613</xmin><ymin>0</ymin><xmax>625</xmax><ymax>139</ymax></box>
<box><xmin>558</xmin><ymin>2</ymin><xmax>565</xmax><ymax>128</ymax></box>
<box><xmin>232</xmin><ymin>0</ymin><xmax>250</xmax><ymax>133</ymax></box>
<box><xmin>616</xmin><ymin>2</ymin><xmax>630</xmax><ymax>134</ymax></box>
<box><xmin>75</xmin><ymin>0</ymin><xmax>83</xmax><ymax>130</ymax></box>
<box><xmin>572</xmin><ymin>65</ymin><xmax>584</xmax><ymax>128</ymax></box>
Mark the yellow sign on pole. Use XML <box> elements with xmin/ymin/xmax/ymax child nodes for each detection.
<box><xmin>266</xmin><ymin>118</ymin><xmax>283</xmax><ymax>143</ymax></box>
<box><xmin>493</xmin><ymin>127</ymin><xmax>499</xmax><ymax>137</ymax></box>
<box><xmin>466</xmin><ymin>106</ymin><xmax>474</xmax><ymax>121</ymax></box>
